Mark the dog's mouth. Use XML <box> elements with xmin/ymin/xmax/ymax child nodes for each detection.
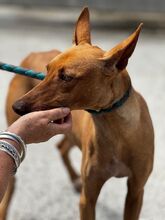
<box><xmin>12</xmin><ymin>100</ymin><xmax>63</xmax><ymax>116</ymax></box>
<box><xmin>12</xmin><ymin>100</ymin><xmax>71</xmax><ymax>125</ymax></box>
<box><xmin>50</xmin><ymin>113</ymin><xmax>71</xmax><ymax>125</ymax></box>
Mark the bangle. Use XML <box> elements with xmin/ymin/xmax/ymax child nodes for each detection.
<box><xmin>0</xmin><ymin>140</ymin><xmax>21</xmax><ymax>174</ymax></box>
<box><xmin>0</xmin><ymin>134</ymin><xmax>22</xmax><ymax>159</ymax></box>
<box><xmin>0</xmin><ymin>131</ymin><xmax>27</xmax><ymax>162</ymax></box>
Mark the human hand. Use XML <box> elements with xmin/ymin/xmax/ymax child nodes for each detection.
<box><xmin>7</xmin><ymin>108</ymin><xmax>72</xmax><ymax>144</ymax></box>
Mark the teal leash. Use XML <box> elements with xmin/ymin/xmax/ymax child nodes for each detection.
<box><xmin>0</xmin><ymin>62</ymin><xmax>45</xmax><ymax>80</ymax></box>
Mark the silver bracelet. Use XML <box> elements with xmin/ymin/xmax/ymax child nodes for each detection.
<box><xmin>0</xmin><ymin>134</ymin><xmax>23</xmax><ymax>159</ymax></box>
<box><xmin>0</xmin><ymin>131</ymin><xmax>27</xmax><ymax>161</ymax></box>
<box><xmin>0</xmin><ymin>140</ymin><xmax>21</xmax><ymax>173</ymax></box>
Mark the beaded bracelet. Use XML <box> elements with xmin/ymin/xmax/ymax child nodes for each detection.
<box><xmin>0</xmin><ymin>134</ymin><xmax>23</xmax><ymax>159</ymax></box>
<box><xmin>0</xmin><ymin>131</ymin><xmax>27</xmax><ymax>174</ymax></box>
<box><xmin>0</xmin><ymin>140</ymin><xmax>21</xmax><ymax>173</ymax></box>
<box><xmin>0</xmin><ymin>131</ymin><xmax>27</xmax><ymax>161</ymax></box>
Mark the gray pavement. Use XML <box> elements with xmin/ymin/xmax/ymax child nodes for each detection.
<box><xmin>0</xmin><ymin>8</ymin><xmax>165</xmax><ymax>220</ymax></box>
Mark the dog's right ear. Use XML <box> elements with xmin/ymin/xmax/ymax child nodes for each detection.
<box><xmin>73</xmin><ymin>7</ymin><xmax>91</xmax><ymax>45</ymax></box>
<box><xmin>100</xmin><ymin>24</ymin><xmax>143</xmax><ymax>72</ymax></box>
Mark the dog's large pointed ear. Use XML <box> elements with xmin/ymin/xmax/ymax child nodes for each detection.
<box><xmin>100</xmin><ymin>24</ymin><xmax>143</xmax><ymax>71</ymax></box>
<box><xmin>73</xmin><ymin>7</ymin><xmax>91</xmax><ymax>45</ymax></box>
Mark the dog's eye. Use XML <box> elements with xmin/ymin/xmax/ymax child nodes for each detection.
<box><xmin>59</xmin><ymin>70</ymin><xmax>74</xmax><ymax>82</ymax></box>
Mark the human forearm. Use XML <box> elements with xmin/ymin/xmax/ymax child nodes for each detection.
<box><xmin>0</xmin><ymin>150</ymin><xmax>14</xmax><ymax>202</ymax></box>
<box><xmin>0</xmin><ymin>138</ymin><xmax>21</xmax><ymax>202</ymax></box>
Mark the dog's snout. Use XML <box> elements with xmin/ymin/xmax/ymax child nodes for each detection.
<box><xmin>12</xmin><ymin>100</ymin><xmax>30</xmax><ymax>115</ymax></box>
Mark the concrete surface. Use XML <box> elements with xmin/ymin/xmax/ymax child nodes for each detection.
<box><xmin>1</xmin><ymin>6</ymin><xmax>165</xmax><ymax>29</ymax></box>
<box><xmin>0</xmin><ymin>8</ymin><xmax>165</xmax><ymax>220</ymax></box>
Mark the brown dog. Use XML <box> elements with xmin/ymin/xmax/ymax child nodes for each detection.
<box><xmin>4</xmin><ymin>7</ymin><xmax>154</xmax><ymax>220</ymax></box>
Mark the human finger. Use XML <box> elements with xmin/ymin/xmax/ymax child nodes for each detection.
<box><xmin>44</xmin><ymin>107</ymin><xmax>70</xmax><ymax>122</ymax></box>
<box><xmin>48</xmin><ymin>113</ymin><xmax>72</xmax><ymax>134</ymax></box>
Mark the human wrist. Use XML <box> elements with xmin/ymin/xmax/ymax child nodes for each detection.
<box><xmin>0</xmin><ymin>138</ymin><xmax>22</xmax><ymax>155</ymax></box>
<box><xmin>0</xmin><ymin>131</ymin><xmax>27</xmax><ymax>173</ymax></box>
<box><xmin>6</xmin><ymin>127</ymin><xmax>26</xmax><ymax>144</ymax></box>
<box><xmin>0</xmin><ymin>149</ymin><xmax>16</xmax><ymax>176</ymax></box>
<box><xmin>2</xmin><ymin>131</ymin><xmax>26</xmax><ymax>156</ymax></box>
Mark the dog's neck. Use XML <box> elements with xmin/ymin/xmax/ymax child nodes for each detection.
<box><xmin>92</xmin><ymin>87</ymin><xmax>133</xmax><ymax>127</ymax></box>
<box><xmin>86</xmin><ymin>69</ymin><xmax>132</xmax><ymax>114</ymax></box>
<box><xmin>90</xmin><ymin>86</ymin><xmax>140</xmax><ymax>153</ymax></box>
<box><xmin>86</xmin><ymin>85</ymin><xmax>131</xmax><ymax>115</ymax></box>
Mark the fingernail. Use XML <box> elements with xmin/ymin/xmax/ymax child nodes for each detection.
<box><xmin>62</xmin><ymin>107</ymin><xmax>70</xmax><ymax>114</ymax></box>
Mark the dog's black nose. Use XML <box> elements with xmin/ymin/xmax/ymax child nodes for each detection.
<box><xmin>12</xmin><ymin>100</ymin><xmax>30</xmax><ymax>116</ymax></box>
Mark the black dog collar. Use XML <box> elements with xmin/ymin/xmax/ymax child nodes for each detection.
<box><xmin>86</xmin><ymin>85</ymin><xmax>132</xmax><ymax>115</ymax></box>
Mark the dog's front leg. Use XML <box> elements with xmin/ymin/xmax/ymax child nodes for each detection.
<box><xmin>124</xmin><ymin>178</ymin><xmax>144</xmax><ymax>220</ymax></box>
<box><xmin>79</xmin><ymin>157</ymin><xmax>107</xmax><ymax>220</ymax></box>
<box><xmin>124</xmin><ymin>155</ymin><xmax>153</xmax><ymax>220</ymax></box>
<box><xmin>79</xmin><ymin>176</ymin><xmax>104</xmax><ymax>220</ymax></box>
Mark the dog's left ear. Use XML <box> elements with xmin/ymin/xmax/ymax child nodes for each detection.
<box><xmin>73</xmin><ymin>7</ymin><xmax>91</xmax><ymax>45</ymax></box>
<box><xmin>100</xmin><ymin>24</ymin><xmax>143</xmax><ymax>71</ymax></box>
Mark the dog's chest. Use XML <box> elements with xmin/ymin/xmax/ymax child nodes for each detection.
<box><xmin>102</xmin><ymin>157</ymin><xmax>131</xmax><ymax>178</ymax></box>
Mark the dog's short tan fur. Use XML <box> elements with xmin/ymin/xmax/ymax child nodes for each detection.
<box><xmin>2</xmin><ymin>7</ymin><xmax>154</xmax><ymax>220</ymax></box>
